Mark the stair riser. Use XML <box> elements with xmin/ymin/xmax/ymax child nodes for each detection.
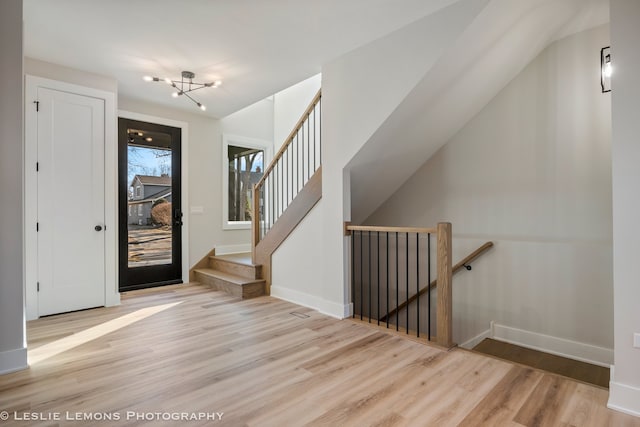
<box><xmin>195</xmin><ymin>271</ymin><xmax>265</xmax><ymax>299</ymax></box>
<box><xmin>209</xmin><ymin>258</ymin><xmax>262</xmax><ymax>279</ymax></box>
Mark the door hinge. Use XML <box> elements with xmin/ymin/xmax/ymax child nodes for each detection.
<box><xmin>36</xmin><ymin>222</ymin><xmax>39</xmax><ymax>232</ymax></box>
<box><xmin>36</xmin><ymin>162</ymin><xmax>39</xmax><ymax>172</ymax></box>
<box><xmin>37</xmin><ymin>282</ymin><xmax>40</xmax><ymax>292</ymax></box>
<box><xmin>34</xmin><ymin>100</ymin><xmax>39</xmax><ymax>112</ymax></box>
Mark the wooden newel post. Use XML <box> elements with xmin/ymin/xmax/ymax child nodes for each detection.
<box><xmin>437</xmin><ymin>222</ymin><xmax>453</xmax><ymax>348</ymax></box>
<box><xmin>251</xmin><ymin>184</ymin><xmax>260</xmax><ymax>264</ymax></box>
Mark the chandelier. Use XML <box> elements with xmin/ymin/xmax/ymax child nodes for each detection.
<box><xmin>143</xmin><ymin>71</ymin><xmax>221</xmax><ymax>111</ymax></box>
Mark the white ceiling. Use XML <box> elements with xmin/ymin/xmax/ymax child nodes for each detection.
<box><xmin>24</xmin><ymin>0</ymin><xmax>460</xmax><ymax>118</ymax></box>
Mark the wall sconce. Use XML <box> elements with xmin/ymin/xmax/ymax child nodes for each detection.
<box><xmin>601</xmin><ymin>46</ymin><xmax>612</xmax><ymax>93</ymax></box>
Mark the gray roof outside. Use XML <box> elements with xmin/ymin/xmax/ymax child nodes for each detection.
<box><xmin>132</xmin><ymin>174</ymin><xmax>171</xmax><ymax>187</ymax></box>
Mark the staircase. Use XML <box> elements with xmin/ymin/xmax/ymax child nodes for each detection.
<box><xmin>252</xmin><ymin>89</ymin><xmax>322</xmax><ymax>293</ymax></box>
<box><xmin>191</xmin><ymin>89</ymin><xmax>321</xmax><ymax>299</ymax></box>
<box><xmin>193</xmin><ymin>253</ymin><xmax>266</xmax><ymax>298</ymax></box>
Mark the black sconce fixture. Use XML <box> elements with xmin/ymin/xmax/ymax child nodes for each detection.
<box><xmin>601</xmin><ymin>46</ymin><xmax>612</xmax><ymax>93</ymax></box>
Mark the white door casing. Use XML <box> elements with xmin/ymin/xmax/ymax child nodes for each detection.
<box><xmin>25</xmin><ymin>76</ymin><xmax>119</xmax><ymax>320</ymax></box>
<box><xmin>36</xmin><ymin>88</ymin><xmax>105</xmax><ymax>316</ymax></box>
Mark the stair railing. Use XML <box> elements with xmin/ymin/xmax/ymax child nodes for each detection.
<box><xmin>345</xmin><ymin>223</ymin><xmax>453</xmax><ymax>348</ymax></box>
<box><xmin>380</xmin><ymin>241</ymin><xmax>493</xmax><ymax>323</ymax></box>
<box><xmin>252</xmin><ymin>90</ymin><xmax>321</xmax><ymax>250</ymax></box>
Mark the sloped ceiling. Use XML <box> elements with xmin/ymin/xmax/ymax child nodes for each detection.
<box><xmin>348</xmin><ymin>0</ymin><xmax>609</xmax><ymax>223</ymax></box>
<box><xmin>23</xmin><ymin>0</ymin><xmax>460</xmax><ymax>118</ymax></box>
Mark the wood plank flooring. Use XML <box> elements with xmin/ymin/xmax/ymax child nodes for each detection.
<box><xmin>0</xmin><ymin>284</ymin><xmax>637</xmax><ymax>426</ymax></box>
<box><xmin>473</xmin><ymin>338</ymin><xmax>611</xmax><ymax>389</ymax></box>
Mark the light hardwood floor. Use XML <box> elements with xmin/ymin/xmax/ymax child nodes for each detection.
<box><xmin>0</xmin><ymin>284</ymin><xmax>638</xmax><ymax>426</ymax></box>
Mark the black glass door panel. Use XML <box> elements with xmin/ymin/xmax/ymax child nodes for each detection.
<box><xmin>118</xmin><ymin>118</ymin><xmax>182</xmax><ymax>291</ymax></box>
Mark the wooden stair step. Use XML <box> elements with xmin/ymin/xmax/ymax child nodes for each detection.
<box><xmin>208</xmin><ymin>253</ymin><xmax>261</xmax><ymax>279</ymax></box>
<box><xmin>194</xmin><ymin>268</ymin><xmax>265</xmax><ymax>299</ymax></box>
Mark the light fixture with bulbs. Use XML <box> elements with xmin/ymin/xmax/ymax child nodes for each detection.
<box><xmin>601</xmin><ymin>46</ymin><xmax>612</xmax><ymax>93</ymax></box>
<box><xmin>143</xmin><ymin>71</ymin><xmax>221</xmax><ymax>111</ymax></box>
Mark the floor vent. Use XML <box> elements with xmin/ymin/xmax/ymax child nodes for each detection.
<box><xmin>290</xmin><ymin>312</ymin><xmax>310</xmax><ymax>319</ymax></box>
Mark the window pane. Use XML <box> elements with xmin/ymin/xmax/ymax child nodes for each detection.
<box><xmin>127</xmin><ymin>129</ymin><xmax>173</xmax><ymax>268</ymax></box>
<box><xmin>228</xmin><ymin>145</ymin><xmax>264</xmax><ymax>222</ymax></box>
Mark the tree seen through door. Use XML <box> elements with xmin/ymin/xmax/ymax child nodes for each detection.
<box><xmin>228</xmin><ymin>145</ymin><xmax>264</xmax><ymax>222</ymax></box>
<box><xmin>127</xmin><ymin>129</ymin><xmax>173</xmax><ymax>267</ymax></box>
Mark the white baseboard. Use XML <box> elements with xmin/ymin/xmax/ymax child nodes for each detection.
<box><xmin>271</xmin><ymin>286</ymin><xmax>350</xmax><ymax>319</ymax></box>
<box><xmin>0</xmin><ymin>347</ymin><xmax>28</xmax><ymax>375</ymax></box>
<box><xmin>460</xmin><ymin>328</ymin><xmax>492</xmax><ymax>349</ymax></box>
<box><xmin>608</xmin><ymin>373</ymin><xmax>640</xmax><ymax>418</ymax></box>
<box><xmin>491</xmin><ymin>322</ymin><xmax>613</xmax><ymax>367</ymax></box>
<box><xmin>106</xmin><ymin>290</ymin><xmax>121</xmax><ymax>307</ymax></box>
<box><xmin>215</xmin><ymin>243</ymin><xmax>251</xmax><ymax>255</ymax></box>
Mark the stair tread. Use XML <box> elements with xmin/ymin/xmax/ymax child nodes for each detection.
<box><xmin>210</xmin><ymin>252</ymin><xmax>258</xmax><ymax>267</ymax></box>
<box><xmin>194</xmin><ymin>268</ymin><xmax>265</xmax><ymax>286</ymax></box>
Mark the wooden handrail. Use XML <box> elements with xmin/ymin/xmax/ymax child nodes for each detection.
<box><xmin>346</xmin><ymin>224</ymin><xmax>437</xmax><ymax>235</ymax></box>
<box><xmin>380</xmin><ymin>241</ymin><xmax>494</xmax><ymax>323</ymax></box>
<box><xmin>255</xmin><ymin>89</ymin><xmax>321</xmax><ymax>191</ymax></box>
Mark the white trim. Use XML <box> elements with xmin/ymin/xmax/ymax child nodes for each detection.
<box><xmin>103</xmin><ymin>83</ymin><xmax>119</xmax><ymax>309</ymax></box>
<box><xmin>271</xmin><ymin>286</ymin><xmax>350</xmax><ymax>319</ymax></box>
<box><xmin>491</xmin><ymin>322</ymin><xmax>613</xmax><ymax>367</ymax></box>
<box><xmin>222</xmin><ymin>134</ymin><xmax>272</xmax><ymax>230</ymax></box>
<box><xmin>214</xmin><ymin>243</ymin><xmax>252</xmax><ymax>255</ymax></box>
<box><xmin>119</xmin><ymin>110</ymin><xmax>190</xmax><ymax>284</ymax></box>
<box><xmin>460</xmin><ymin>328</ymin><xmax>492</xmax><ymax>350</ymax></box>
<box><xmin>346</xmin><ymin>302</ymin><xmax>354</xmax><ymax>318</ymax></box>
<box><xmin>608</xmin><ymin>367</ymin><xmax>640</xmax><ymax>418</ymax></box>
<box><xmin>0</xmin><ymin>347</ymin><xmax>28</xmax><ymax>375</ymax></box>
<box><xmin>24</xmin><ymin>75</ymin><xmax>119</xmax><ymax>320</ymax></box>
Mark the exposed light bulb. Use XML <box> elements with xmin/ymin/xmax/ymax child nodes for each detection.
<box><xmin>172</xmin><ymin>92</ymin><xmax>179</xmax><ymax>98</ymax></box>
<box><xmin>145</xmin><ymin>137</ymin><xmax>153</xmax><ymax>142</ymax></box>
<box><xmin>198</xmin><ymin>103</ymin><xmax>207</xmax><ymax>111</ymax></box>
<box><xmin>604</xmin><ymin>61</ymin><xmax>613</xmax><ymax>78</ymax></box>
<box><xmin>143</xmin><ymin>76</ymin><xmax>153</xmax><ymax>82</ymax></box>
<box><xmin>164</xmin><ymin>77</ymin><xmax>172</xmax><ymax>85</ymax></box>
<box><xmin>137</xmin><ymin>132</ymin><xmax>143</xmax><ymax>137</ymax></box>
<box><xmin>214</xmin><ymin>80</ymin><xmax>222</xmax><ymax>87</ymax></box>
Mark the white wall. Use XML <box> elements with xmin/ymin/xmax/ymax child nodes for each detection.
<box><xmin>346</xmin><ymin>0</ymin><xmax>607</xmax><ymax>225</ymax></box>
<box><xmin>25</xmin><ymin>58</ymin><xmax>118</xmax><ymax>93</ymax></box>
<box><xmin>367</xmin><ymin>25</ymin><xmax>613</xmax><ymax>363</ymax></box>
<box><xmin>271</xmin><ymin>0</ymin><xmax>487</xmax><ymax>318</ymax></box>
<box><xmin>609</xmin><ymin>0</ymin><xmax>640</xmax><ymax>416</ymax></box>
<box><xmin>222</xmin><ymin>97</ymin><xmax>274</xmax><ymax>141</ymax></box>
<box><xmin>0</xmin><ymin>0</ymin><xmax>26</xmax><ymax>374</ymax></box>
<box><xmin>273</xmin><ymin>74</ymin><xmax>321</xmax><ymax>150</ymax></box>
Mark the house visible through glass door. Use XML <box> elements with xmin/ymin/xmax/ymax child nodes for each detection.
<box><xmin>118</xmin><ymin>118</ymin><xmax>182</xmax><ymax>291</ymax></box>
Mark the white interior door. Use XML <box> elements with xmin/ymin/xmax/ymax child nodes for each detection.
<box><xmin>37</xmin><ymin>87</ymin><xmax>106</xmax><ymax>316</ymax></box>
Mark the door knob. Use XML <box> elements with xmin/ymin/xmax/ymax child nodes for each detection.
<box><xmin>95</xmin><ymin>225</ymin><xmax>103</xmax><ymax>231</ymax></box>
